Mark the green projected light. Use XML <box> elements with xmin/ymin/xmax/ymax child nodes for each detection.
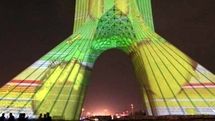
<box><xmin>0</xmin><ymin>0</ymin><xmax>215</xmax><ymax>120</ymax></box>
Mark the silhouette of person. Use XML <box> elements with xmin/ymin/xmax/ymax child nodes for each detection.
<box><xmin>8</xmin><ymin>113</ymin><xmax>15</xmax><ymax>121</ymax></box>
<box><xmin>0</xmin><ymin>113</ymin><xmax>5</xmax><ymax>121</ymax></box>
<box><xmin>38</xmin><ymin>113</ymin><xmax>43</xmax><ymax>121</ymax></box>
<box><xmin>46</xmin><ymin>113</ymin><xmax>52</xmax><ymax>121</ymax></box>
<box><xmin>43</xmin><ymin>114</ymin><xmax>47</xmax><ymax>121</ymax></box>
<box><xmin>18</xmin><ymin>113</ymin><xmax>28</xmax><ymax>121</ymax></box>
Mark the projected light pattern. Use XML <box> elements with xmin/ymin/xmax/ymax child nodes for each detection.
<box><xmin>0</xmin><ymin>0</ymin><xmax>215</xmax><ymax>120</ymax></box>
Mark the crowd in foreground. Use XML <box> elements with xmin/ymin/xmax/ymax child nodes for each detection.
<box><xmin>1</xmin><ymin>112</ymin><xmax>215</xmax><ymax>121</ymax></box>
<box><xmin>0</xmin><ymin>113</ymin><xmax>52</xmax><ymax>121</ymax></box>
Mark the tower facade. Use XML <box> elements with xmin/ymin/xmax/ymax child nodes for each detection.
<box><xmin>0</xmin><ymin>0</ymin><xmax>215</xmax><ymax>120</ymax></box>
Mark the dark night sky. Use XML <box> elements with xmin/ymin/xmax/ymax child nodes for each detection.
<box><xmin>0</xmin><ymin>0</ymin><xmax>214</xmax><ymax>114</ymax></box>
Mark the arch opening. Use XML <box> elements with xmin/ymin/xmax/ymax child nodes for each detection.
<box><xmin>82</xmin><ymin>49</ymin><xmax>145</xmax><ymax>117</ymax></box>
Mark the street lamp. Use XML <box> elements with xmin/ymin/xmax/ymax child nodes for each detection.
<box><xmin>81</xmin><ymin>108</ymin><xmax>85</xmax><ymax>117</ymax></box>
<box><xmin>130</xmin><ymin>104</ymin><xmax>134</xmax><ymax>116</ymax></box>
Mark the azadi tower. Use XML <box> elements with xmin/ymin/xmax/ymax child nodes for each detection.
<box><xmin>0</xmin><ymin>0</ymin><xmax>215</xmax><ymax>120</ymax></box>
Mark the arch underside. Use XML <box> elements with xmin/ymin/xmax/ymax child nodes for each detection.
<box><xmin>0</xmin><ymin>0</ymin><xmax>215</xmax><ymax>120</ymax></box>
